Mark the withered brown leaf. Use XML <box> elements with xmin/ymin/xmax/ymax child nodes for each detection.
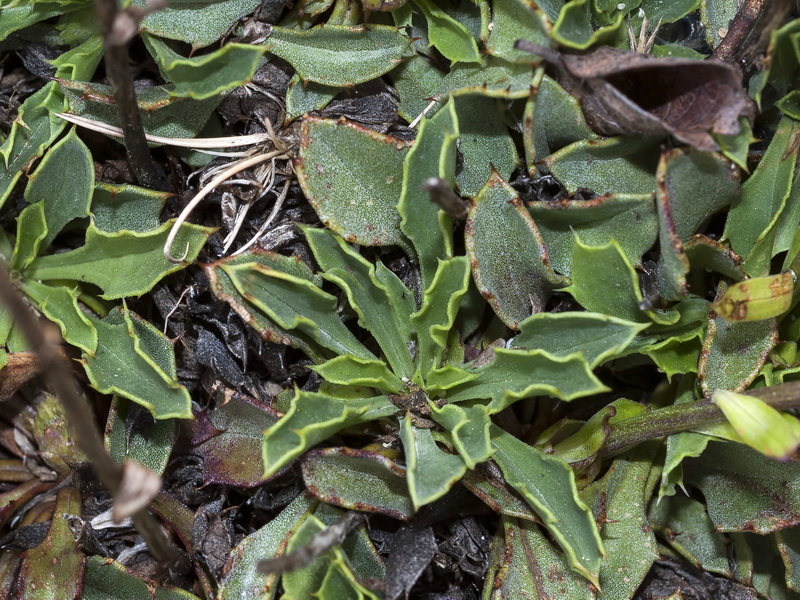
<box><xmin>517</xmin><ymin>42</ymin><xmax>753</xmax><ymax>151</ymax></box>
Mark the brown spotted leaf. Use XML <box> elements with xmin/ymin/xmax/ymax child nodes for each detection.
<box><xmin>518</xmin><ymin>43</ymin><xmax>752</xmax><ymax>151</ymax></box>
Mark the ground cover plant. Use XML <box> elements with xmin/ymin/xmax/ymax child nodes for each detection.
<box><xmin>2</xmin><ymin>0</ymin><xmax>800</xmax><ymax>598</ymax></box>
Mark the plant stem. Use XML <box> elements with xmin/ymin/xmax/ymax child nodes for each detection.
<box><xmin>602</xmin><ymin>381</ymin><xmax>800</xmax><ymax>456</ymax></box>
<box><xmin>711</xmin><ymin>0</ymin><xmax>792</xmax><ymax>71</ymax></box>
<box><xmin>94</xmin><ymin>0</ymin><xmax>166</xmax><ymax>191</ymax></box>
<box><xmin>0</xmin><ymin>262</ymin><xmax>177</xmax><ymax>563</ymax></box>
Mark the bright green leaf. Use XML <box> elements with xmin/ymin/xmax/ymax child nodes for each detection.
<box><xmin>26</xmin><ymin>220</ymin><xmax>213</xmax><ymax>300</ymax></box>
<box><xmin>429</xmin><ymin>402</ymin><xmax>493</xmax><ymax>468</ymax></box>
<box><xmin>399</xmin><ymin>414</ymin><xmax>467</xmax><ymax>508</ymax></box>
<box><xmin>412</xmin><ymin>0</ymin><xmax>481</xmax><ymax>64</ymax></box>
<box><xmin>20</xmin><ymin>280</ymin><xmax>97</xmax><ymax>354</ymax></box>
<box><xmin>310</xmin><ymin>355</ymin><xmax>405</xmax><ymax>393</ymax></box>
<box><xmin>10</xmin><ymin>203</ymin><xmax>47</xmax><ymax>273</ymax></box>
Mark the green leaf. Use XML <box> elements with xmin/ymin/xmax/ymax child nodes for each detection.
<box><xmin>91</xmin><ymin>183</ymin><xmax>169</xmax><ymax>233</ymax></box>
<box><xmin>105</xmin><ymin>396</ymin><xmax>176</xmax><ymax>475</ymax></box>
<box><xmin>650</xmin><ymin>495</ymin><xmax>732</xmax><ymax>577</ymax></box>
<box><xmin>26</xmin><ymin>220</ymin><xmax>212</xmax><ymax>299</ymax></box>
<box><xmin>714</xmin><ymin>117</ymin><xmax>754</xmax><ymax>171</ymax></box>
<box><xmin>399</xmin><ymin>414</ymin><xmax>467</xmax><ymax>508</ymax></box>
<box><xmin>429</xmin><ymin>402</ymin><xmax>492</xmax><ymax>468</ymax></box>
<box><xmin>412</xmin><ymin>0</ymin><xmax>481</xmax><ymax>64</ymax></box>
<box><xmin>512</xmin><ymin>311</ymin><xmax>648</xmax><ymax>368</ymax></box>
<box><xmin>10</xmin><ymin>203</ymin><xmax>47</xmax><ymax>273</ymax></box>
<box><xmin>454</xmin><ymin>95</ymin><xmax>519</xmax><ymax>198</ymax></box>
<box><xmin>82</xmin><ymin>307</ymin><xmax>192</xmax><ymax>419</ymax></box>
<box><xmin>550</xmin><ymin>404</ymin><xmax>616</xmax><ymax>467</ymax></box>
<box><xmin>525</xmin><ymin>71</ymin><xmax>598</xmax><ymax>168</ymax></box>
<box><xmin>551</xmin><ymin>0</ymin><xmax>624</xmax><ymax>49</ymax></box>
<box><xmin>142</xmin><ymin>34</ymin><xmax>266</xmax><ymax>100</ymax></box>
<box><xmin>713</xmin><ymin>390</ymin><xmax>800</xmax><ymax>459</ymax></box>
<box><xmin>698</xmin><ymin>304</ymin><xmax>777</xmax><ymax>395</ymax></box>
<box><xmin>218</xmin><ymin>494</ymin><xmax>317</xmax><ymax>600</ymax></box>
<box><xmin>484</xmin><ymin>517</ymin><xmax>595</xmax><ymax>600</ymax></box>
<box><xmin>220</xmin><ymin>253</ymin><xmax>374</xmax><ymax>360</ymax></box>
<box><xmin>137</xmin><ymin>0</ymin><xmax>262</xmax><ymax>48</ymax></box>
<box><xmin>20</xmin><ymin>280</ymin><xmax>97</xmax><ymax>354</ymax></box>
<box><xmin>584</xmin><ymin>443</ymin><xmax>660</xmax><ymax>597</ymax></box>
<box><xmin>485</xmin><ymin>0</ymin><xmax>551</xmax><ymax>63</ymax></box>
<box><xmin>24</xmin><ymin>127</ymin><xmax>94</xmax><ymax>249</ymax></box>
<box><xmin>566</xmin><ymin>237</ymin><xmax>677</xmax><ymax>324</ymax></box>
<box><xmin>0</xmin><ymin>82</ymin><xmax>66</xmax><ymax>209</ymax></box>
<box><xmin>82</xmin><ymin>554</ymin><xmax>200</xmax><ymax>599</ymax></box>
<box><xmin>712</xmin><ymin>271</ymin><xmax>794</xmax><ymax>322</ymax></box>
<box><xmin>262</xmin><ymin>391</ymin><xmax>396</xmax><ymax>477</ymax></box>
<box><xmin>17</xmin><ymin>488</ymin><xmax>84</xmax><ymax>600</ymax></box>
<box><xmin>462</xmin><ymin>470</ymin><xmax>540</xmax><ymax>522</ymax></box>
<box><xmin>295</xmin><ymin>117</ymin><xmax>410</xmax><ymax>247</ymax></box>
<box><xmin>724</xmin><ymin>117</ymin><xmax>800</xmax><ymax>276</ymax></box>
<box><xmin>50</xmin><ymin>33</ymin><xmax>104</xmax><ymax>81</ymax></box>
<box><xmin>286</xmin><ymin>74</ymin><xmax>340</xmax><ymax>121</ymax></box>
<box><xmin>447</xmin><ymin>347</ymin><xmax>608</xmax><ymax>411</ymax></box>
<box><xmin>655</xmin><ymin>148</ymin><xmax>741</xmax><ymax>300</ymax></box>
<box><xmin>544</xmin><ymin>136</ymin><xmax>660</xmax><ymax>196</ymax></box>
<box><xmin>59</xmin><ymin>79</ymin><xmax>223</xmax><ymax>140</ymax></box>
<box><xmin>310</xmin><ymin>355</ymin><xmax>405</xmax><ymax>393</ymax></box>
<box><xmin>0</xmin><ymin>4</ymin><xmax>70</xmax><ymax>42</ymax></box>
<box><xmin>301</xmin><ymin>448</ymin><xmax>414</xmax><ymax>521</ymax></box>
<box><xmin>639</xmin><ymin>0</ymin><xmax>699</xmax><ymax>22</ymax></box>
<box><xmin>777</xmin><ymin>527</ymin><xmax>800</xmax><ymax>593</ymax></box>
<box><xmin>203</xmin><ymin>252</ymin><xmax>324</xmax><ymax>360</ymax></box>
<box><xmin>304</xmin><ymin>226</ymin><xmax>414</xmax><ymax>377</ymax></box>
<box><xmin>398</xmin><ymin>98</ymin><xmax>458</xmax><ymax>290</ymax></box>
<box><xmin>491</xmin><ymin>426</ymin><xmax>604</xmax><ymax>585</ymax></box>
<box><xmin>423</xmin><ymin>364</ymin><xmax>477</xmax><ymax>395</ymax></box>
<box><xmin>684</xmin><ymin>441</ymin><xmax>800</xmax><ymax>533</ymax></box>
<box><xmin>528</xmin><ymin>193</ymin><xmax>658</xmax><ymax>276</ymax></box>
<box><xmin>263</xmin><ymin>25</ymin><xmax>412</xmax><ymax>86</ymax></box>
<box><xmin>410</xmin><ymin>256</ymin><xmax>470</xmax><ymax>379</ymax></box>
<box><xmin>700</xmin><ymin>0</ymin><xmax>740</xmax><ymax>50</ymax></box>
<box><xmin>466</xmin><ymin>171</ymin><xmax>566</xmax><ymax>329</ymax></box>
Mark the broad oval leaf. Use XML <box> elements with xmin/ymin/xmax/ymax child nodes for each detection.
<box><xmin>264</xmin><ymin>25</ymin><xmax>412</xmax><ymax>86</ymax></box>
<box><xmin>295</xmin><ymin>117</ymin><xmax>411</xmax><ymax>247</ymax></box>
<box><xmin>413</xmin><ymin>0</ymin><xmax>481</xmax><ymax>65</ymax></box>
<box><xmin>301</xmin><ymin>447</ymin><xmax>414</xmax><ymax>520</ymax></box>
<box><xmin>485</xmin><ymin>0</ymin><xmax>551</xmax><ymax>63</ymax></box>
<box><xmin>712</xmin><ymin>272</ymin><xmax>794</xmax><ymax>322</ymax></box>
<box><xmin>467</xmin><ymin>171</ymin><xmax>566</xmax><ymax>329</ymax></box>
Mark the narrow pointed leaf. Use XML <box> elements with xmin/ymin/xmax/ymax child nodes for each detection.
<box><xmin>0</xmin><ymin>82</ymin><xmax>66</xmax><ymax>209</ymax></box>
<box><xmin>399</xmin><ymin>98</ymin><xmax>458</xmax><ymax>290</ymax></box>
<box><xmin>24</xmin><ymin>127</ymin><xmax>93</xmax><ymax>249</ymax></box>
<box><xmin>10</xmin><ymin>203</ymin><xmax>47</xmax><ymax>273</ymax></box>
<box><xmin>725</xmin><ymin>117</ymin><xmax>800</xmax><ymax>276</ymax></box>
<box><xmin>447</xmin><ymin>347</ymin><xmax>607</xmax><ymax>411</ymax></box>
<box><xmin>467</xmin><ymin>171</ymin><xmax>565</xmax><ymax>329</ymax></box>
<box><xmin>310</xmin><ymin>355</ymin><xmax>405</xmax><ymax>393</ymax></box>
<box><xmin>429</xmin><ymin>403</ymin><xmax>493</xmax><ymax>468</ymax></box>
<box><xmin>218</xmin><ymin>494</ymin><xmax>317</xmax><ymax>600</ymax></box>
<box><xmin>264</xmin><ymin>25</ymin><xmax>412</xmax><ymax>86</ymax></box>
<box><xmin>304</xmin><ymin>227</ymin><xmax>414</xmax><ymax>376</ymax></box>
<box><xmin>221</xmin><ymin>256</ymin><xmax>373</xmax><ymax>360</ymax></box>
<box><xmin>26</xmin><ymin>221</ymin><xmax>213</xmax><ymax>299</ymax></box>
<box><xmin>490</xmin><ymin>426</ymin><xmax>604</xmax><ymax>585</ymax></box>
<box><xmin>511</xmin><ymin>311</ymin><xmax>648</xmax><ymax>367</ymax></box>
<box><xmin>20</xmin><ymin>281</ymin><xmax>97</xmax><ymax>354</ymax></box>
<box><xmin>83</xmin><ymin>308</ymin><xmax>192</xmax><ymax>419</ymax></box>
<box><xmin>296</xmin><ymin>117</ymin><xmax>410</xmax><ymax>247</ymax></box>
<box><xmin>263</xmin><ymin>391</ymin><xmax>396</xmax><ymax>478</ymax></box>
<box><xmin>410</xmin><ymin>256</ymin><xmax>470</xmax><ymax>379</ymax></box>
<box><xmin>400</xmin><ymin>414</ymin><xmax>467</xmax><ymax>508</ymax></box>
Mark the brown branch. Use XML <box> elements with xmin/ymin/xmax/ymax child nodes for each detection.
<box><xmin>0</xmin><ymin>262</ymin><xmax>177</xmax><ymax>563</ymax></box>
<box><xmin>711</xmin><ymin>0</ymin><xmax>793</xmax><ymax>72</ymax></box>
<box><xmin>94</xmin><ymin>0</ymin><xmax>167</xmax><ymax>191</ymax></box>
